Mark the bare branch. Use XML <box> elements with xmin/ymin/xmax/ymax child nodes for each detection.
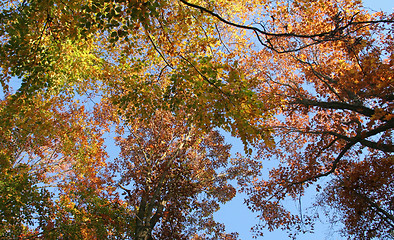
<box><xmin>179</xmin><ymin>0</ymin><xmax>393</xmax><ymax>39</ymax></box>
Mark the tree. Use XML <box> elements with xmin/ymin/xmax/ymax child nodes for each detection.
<box><xmin>0</xmin><ymin>92</ymin><xmax>117</xmax><ymax>239</ymax></box>
<box><xmin>0</xmin><ymin>163</ymin><xmax>54</xmax><ymax>239</ymax></box>
<box><xmin>0</xmin><ymin>0</ymin><xmax>270</xmax><ymax>148</ymax></box>
<box><xmin>112</xmin><ymin>110</ymin><xmax>240</xmax><ymax>239</ymax></box>
<box><xmin>180</xmin><ymin>0</ymin><xmax>393</xmax><ymax>238</ymax></box>
<box><xmin>1</xmin><ymin>1</ymin><xmax>258</xmax><ymax>238</ymax></box>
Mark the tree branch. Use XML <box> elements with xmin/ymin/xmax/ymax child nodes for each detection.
<box><xmin>353</xmin><ymin>190</ymin><xmax>394</xmax><ymax>225</ymax></box>
<box><xmin>277</xmin><ymin>122</ymin><xmax>394</xmax><ymax>152</ymax></box>
<box><xmin>290</xmin><ymin>98</ymin><xmax>376</xmax><ymax>118</ymax></box>
<box><xmin>179</xmin><ymin>0</ymin><xmax>393</xmax><ymax>39</ymax></box>
<box><xmin>290</xmin><ymin>141</ymin><xmax>355</xmax><ymax>185</ymax></box>
<box><xmin>286</xmin><ymin>119</ymin><xmax>393</xmax><ymax>185</ymax></box>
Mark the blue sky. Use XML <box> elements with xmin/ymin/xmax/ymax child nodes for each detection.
<box><xmin>213</xmin><ymin>0</ymin><xmax>394</xmax><ymax>239</ymax></box>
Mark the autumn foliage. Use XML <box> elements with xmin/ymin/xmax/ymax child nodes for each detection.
<box><xmin>0</xmin><ymin>0</ymin><xmax>392</xmax><ymax>239</ymax></box>
<box><xmin>112</xmin><ymin>110</ymin><xmax>239</xmax><ymax>239</ymax></box>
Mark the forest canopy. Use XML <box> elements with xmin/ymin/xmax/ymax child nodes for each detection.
<box><xmin>0</xmin><ymin>0</ymin><xmax>393</xmax><ymax>239</ymax></box>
